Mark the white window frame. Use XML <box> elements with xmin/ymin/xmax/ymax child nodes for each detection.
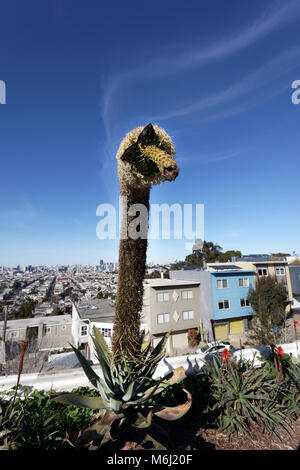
<box><xmin>218</xmin><ymin>299</ymin><xmax>230</xmax><ymax>310</ymax></box>
<box><xmin>275</xmin><ymin>267</ymin><xmax>285</xmax><ymax>276</ymax></box>
<box><xmin>157</xmin><ymin>292</ymin><xmax>169</xmax><ymax>302</ymax></box>
<box><xmin>157</xmin><ymin>313</ymin><xmax>170</xmax><ymax>324</ymax></box>
<box><xmin>10</xmin><ymin>330</ymin><xmax>19</xmax><ymax>339</ymax></box>
<box><xmin>182</xmin><ymin>310</ymin><xmax>194</xmax><ymax>320</ymax></box>
<box><xmin>217</xmin><ymin>279</ymin><xmax>228</xmax><ymax>289</ymax></box>
<box><xmin>100</xmin><ymin>327</ymin><xmax>112</xmax><ymax>338</ymax></box>
<box><xmin>258</xmin><ymin>267</ymin><xmax>268</xmax><ymax>277</ymax></box>
<box><xmin>240</xmin><ymin>298</ymin><xmax>250</xmax><ymax>308</ymax></box>
<box><xmin>181</xmin><ymin>290</ymin><xmax>193</xmax><ymax>300</ymax></box>
<box><xmin>80</xmin><ymin>325</ymin><xmax>88</xmax><ymax>336</ymax></box>
<box><xmin>238</xmin><ymin>278</ymin><xmax>249</xmax><ymax>287</ymax></box>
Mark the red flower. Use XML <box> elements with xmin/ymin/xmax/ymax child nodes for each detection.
<box><xmin>277</xmin><ymin>346</ymin><xmax>284</xmax><ymax>357</ymax></box>
<box><xmin>222</xmin><ymin>348</ymin><xmax>230</xmax><ymax>362</ymax></box>
<box><xmin>293</xmin><ymin>319</ymin><xmax>299</xmax><ymax>327</ymax></box>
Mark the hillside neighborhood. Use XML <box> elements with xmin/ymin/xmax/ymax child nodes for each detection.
<box><xmin>1</xmin><ymin>250</ymin><xmax>300</xmax><ymax>375</ymax></box>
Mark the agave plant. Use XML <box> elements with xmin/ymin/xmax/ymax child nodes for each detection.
<box><xmin>53</xmin><ymin>327</ymin><xmax>191</xmax><ymax>450</ymax></box>
<box><xmin>206</xmin><ymin>355</ymin><xmax>293</xmax><ymax>439</ymax></box>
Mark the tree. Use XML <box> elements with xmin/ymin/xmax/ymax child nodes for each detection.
<box><xmin>218</xmin><ymin>250</ymin><xmax>242</xmax><ymax>262</ymax></box>
<box><xmin>291</xmin><ymin>259</ymin><xmax>300</xmax><ymax>266</ymax></box>
<box><xmin>184</xmin><ymin>241</ymin><xmax>223</xmax><ymax>266</ymax></box>
<box><xmin>246</xmin><ymin>276</ymin><xmax>288</xmax><ymax>347</ymax></box>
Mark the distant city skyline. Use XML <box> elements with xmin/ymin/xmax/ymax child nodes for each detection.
<box><xmin>1</xmin><ymin>1</ymin><xmax>300</xmax><ymax>266</ymax></box>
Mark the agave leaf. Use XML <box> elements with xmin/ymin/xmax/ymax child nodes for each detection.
<box><xmin>75</xmin><ymin>410</ymin><xmax>119</xmax><ymax>448</ymax></box>
<box><xmin>52</xmin><ymin>393</ymin><xmax>107</xmax><ymax>410</ymax></box>
<box><xmin>154</xmin><ymin>389</ymin><xmax>192</xmax><ymax>421</ymax></box>
<box><xmin>92</xmin><ymin>326</ymin><xmax>111</xmax><ymax>364</ymax></box>
<box><xmin>141</xmin><ymin>341</ymin><xmax>151</xmax><ymax>353</ymax></box>
<box><xmin>122</xmin><ymin>380</ymin><xmax>140</xmax><ymax>402</ymax></box>
<box><xmin>148</xmin><ymin>333</ymin><xmax>170</xmax><ymax>363</ymax></box>
<box><xmin>91</xmin><ymin>334</ymin><xmax>114</xmax><ymax>389</ymax></box>
<box><xmin>138</xmin><ymin>366</ymin><xmax>187</xmax><ymax>403</ymax></box>
<box><xmin>109</xmin><ymin>398</ymin><xmax>124</xmax><ymax>414</ymax></box>
<box><xmin>69</xmin><ymin>344</ymin><xmax>99</xmax><ymax>388</ymax></box>
<box><xmin>96</xmin><ymin>377</ymin><xmax>114</xmax><ymax>397</ymax></box>
<box><xmin>161</xmin><ymin>366</ymin><xmax>186</xmax><ymax>386</ymax></box>
<box><xmin>132</xmin><ymin>411</ymin><xmax>152</xmax><ymax>429</ymax></box>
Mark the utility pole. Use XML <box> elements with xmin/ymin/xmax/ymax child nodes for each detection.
<box><xmin>2</xmin><ymin>304</ymin><xmax>8</xmax><ymax>342</ymax></box>
<box><xmin>0</xmin><ymin>305</ymin><xmax>8</xmax><ymax>368</ymax></box>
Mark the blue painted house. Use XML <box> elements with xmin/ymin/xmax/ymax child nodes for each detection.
<box><xmin>209</xmin><ymin>265</ymin><xmax>255</xmax><ymax>340</ymax></box>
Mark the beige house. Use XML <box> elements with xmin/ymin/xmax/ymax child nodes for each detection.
<box><xmin>141</xmin><ymin>278</ymin><xmax>200</xmax><ymax>355</ymax></box>
<box><xmin>207</xmin><ymin>259</ymin><xmax>293</xmax><ymax>313</ymax></box>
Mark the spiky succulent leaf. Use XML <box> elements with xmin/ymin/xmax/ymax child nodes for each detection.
<box><xmin>122</xmin><ymin>380</ymin><xmax>140</xmax><ymax>402</ymax></box>
<box><xmin>132</xmin><ymin>411</ymin><xmax>152</xmax><ymax>429</ymax></box>
<box><xmin>69</xmin><ymin>344</ymin><xmax>99</xmax><ymax>388</ymax></box>
<box><xmin>52</xmin><ymin>393</ymin><xmax>107</xmax><ymax>410</ymax></box>
<box><xmin>153</xmin><ymin>389</ymin><xmax>192</xmax><ymax>421</ymax></box>
<box><xmin>109</xmin><ymin>398</ymin><xmax>124</xmax><ymax>414</ymax></box>
<box><xmin>92</xmin><ymin>326</ymin><xmax>111</xmax><ymax>364</ymax></box>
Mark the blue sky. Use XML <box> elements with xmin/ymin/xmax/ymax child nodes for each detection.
<box><xmin>1</xmin><ymin>0</ymin><xmax>300</xmax><ymax>267</ymax></box>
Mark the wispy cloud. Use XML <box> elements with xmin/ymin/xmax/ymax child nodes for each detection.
<box><xmin>100</xmin><ymin>1</ymin><xmax>300</xmax><ymax>135</ymax></box>
<box><xmin>181</xmin><ymin>148</ymin><xmax>248</xmax><ymax>166</ymax></box>
<box><xmin>151</xmin><ymin>44</ymin><xmax>300</xmax><ymax>121</ymax></box>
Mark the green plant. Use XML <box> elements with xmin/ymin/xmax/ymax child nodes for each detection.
<box><xmin>205</xmin><ymin>355</ymin><xmax>294</xmax><ymax>439</ymax></box>
<box><xmin>53</xmin><ymin>328</ymin><xmax>191</xmax><ymax>449</ymax></box>
<box><xmin>0</xmin><ymin>386</ymin><xmax>104</xmax><ymax>450</ymax></box>
<box><xmin>0</xmin><ymin>389</ymin><xmax>61</xmax><ymax>450</ymax></box>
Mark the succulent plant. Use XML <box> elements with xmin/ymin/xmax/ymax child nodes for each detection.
<box><xmin>53</xmin><ymin>327</ymin><xmax>191</xmax><ymax>449</ymax></box>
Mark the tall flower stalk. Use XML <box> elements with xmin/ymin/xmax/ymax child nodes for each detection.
<box><xmin>293</xmin><ymin>320</ymin><xmax>299</xmax><ymax>359</ymax></box>
<box><xmin>112</xmin><ymin>124</ymin><xmax>178</xmax><ymax>363</ymax></box>
<box><xmin>11</xmin><ymin>340</ymin><xmax>29</xmax><ymax>408</ymax></box>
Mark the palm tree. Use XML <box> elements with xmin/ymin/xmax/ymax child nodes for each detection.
<box><xmin>112</xmin><ymin>123</ymin><xmax>179</xmax><ymax>362</ymax></box>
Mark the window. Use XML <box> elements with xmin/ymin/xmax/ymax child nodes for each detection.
<box><xmin>182</xmin><ymin>310</ymin><xmax>194</xmax><ymax>320</ymax></box>
<box><xmin>217</xmin><ymin>279</ymin><xmax>228</xmax><ymax>289</ymax></box>
<box><xmin>240</xmin><ymin>298</ymin><xmax>250</xmax><ymax>307</ymax></box>
<box><xmin>100</xmin><ymin>327</ymin><xmax>111</xmax><ymax>338</ymax></box>
<box><xmin>10</xmin><ymin>331</ymin><xmax>19</xmax><ymax>339</ymax></box>
<box><xmin>157</xmin><ymin>313</ymin><xmax>170</xmax><ymax>324</ymax></box>
<box><xmin>218</xmin><ymin>300</ymin><xmax>230</xmax><ymax>310</ymax></box>
<box><xmin>238</xmin><ymin>278</ymin><xmax>249</xmax><ymax>287</ymax></box>
<box><xmin>182</xmin><ymin>290</ymin><xmax>193</xmax><ymax>299</ymax></box>
<box><xmin>80</xmin><ymin>325</ymin><xmax>88</xmax><ymax>336</ymax></box>
<box><xmin>157</xmin><ymin>292</ymin><xmax>169</xmax><ymax>302</ymax></box>
<box><xmin>275</xmin><ymin>267</ymin><xmax>285</xmax><ymax>276</ymax></box>
<box><xmin>258</xmin><ymin>268</ymin><xmax>268</xmax><ymax>276</ymax></box>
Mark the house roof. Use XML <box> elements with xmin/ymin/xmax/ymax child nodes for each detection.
<box><xmin>76</xmin><ymin>299</ymin><xmax>115</xmax><ymax>323</ymax></box>
<box><xmin>143</xmin><ymin>278</ymin><xmax>200</xmax><ymax>288</ymax></box>
<box><xmin>0</xmin><ymin>314</ymin><xmax>72</xmax><ymax>331</ymax></box>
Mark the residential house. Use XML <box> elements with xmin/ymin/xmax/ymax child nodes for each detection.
<box><xmin>207</xmin><ymin>255</ymin><xmax>293</xmax><ymax>313</ymax></box>
<box><xmin>71</xmin><ymin>298</ymin><xmax>116</xmax><ymax>361</ymax></box>
<box><xmin>0</xmin><ymin>314</ymin><xmax>72</xmax><ymax>360</ymax></box>
<box><xmin>208</xmin><ymin>265</ymin><xmax>255</xmax><ymax>341</ymax></box>
<box><xmin>289</xmin><ymin>265</ymin><xmax>300</xmax><ymax>311</ymax></box>
<box><xmin>141</xmin><ymin>278</ymin><xmax>201</xmax><ymax>354</ymax></box>
<box><xmin>170</xmin><ymin>265</ymin><xmax>256</xmax><ymax>342</ymax></box>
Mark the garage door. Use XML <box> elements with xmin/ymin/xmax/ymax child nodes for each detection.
<box><xmin>214</xmin><ymin>323</ymin><xmax>228</xmax><ymax>341</ymax></box>
<box><xmin>229</xmin><ymin>318</ymin><xmax>244</xmax><ymax>335</ymax></box>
